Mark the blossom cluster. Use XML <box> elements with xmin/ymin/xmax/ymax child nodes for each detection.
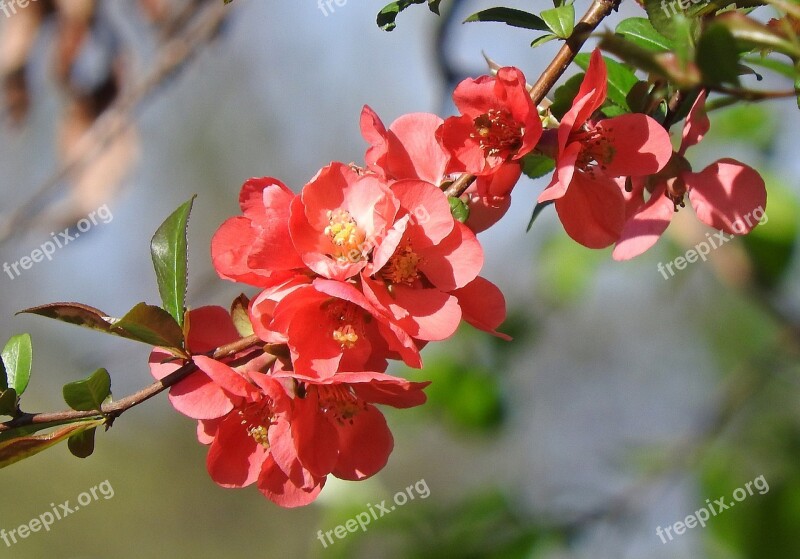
<box><xmin>149</xmin><ymin>48</ymin><xmax>766</xmax><ymax>507</ymax></box>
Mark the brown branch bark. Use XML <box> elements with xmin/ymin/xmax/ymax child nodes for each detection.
<box><xmin>0</xmin><ymin>334</ymin><xmax>265</xmax><ymax>433</ymax></box>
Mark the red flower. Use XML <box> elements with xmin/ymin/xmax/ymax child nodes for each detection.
<box><xmin>211</xmin><ymin>177</ymin><xmax>305</xmax><ymax>288</ymax></box>
<box><xmin>613</xmin><ymin>91</ymin><xmax>767</xmax><ymax>260</ymax></box>
<box><xmin>436</xmin><ymin>67</ymin><xmax>542</xmax><ymax>232</ymax></box>
<box><xmin>361</xmin><ymin>106</ymin><xmax>450</xmax><ymax>186</ymax></box>
<box><xmin>286</xmin><ymin>371</ymin><xmax>429</xmax><ymax>480</ymax></box>
<box><xmin>149</xmin><ymin>306</ymin><xmax>243</xmax><ymax>420</ymax></box>
<box><xmin>439</xmin><ymin>67</ymin><xmax>542</xmax><ymax>178</ymax></box>
<box><xmin>360</xmin><ymin>180</ymin><xmax>484</xmax><ymax>341</ymax></box>
<box><xmin>289</xmin><ymin>162</ymin><xmax>400</xmax><ymax>281</ymax></box>
<box><xmin>194</xmin><ymin>356</ymin><xmax>325</xmax><ymax>508</ymax></box>
<box><xmin>250</xmin><ymin>277</ymin><xmax>422</xmax><ymax>378</ymax></box>
<box><xmin>538</xmin><ymin>49</ymin><xmax>673</xmax><ymax>248</ymax></box>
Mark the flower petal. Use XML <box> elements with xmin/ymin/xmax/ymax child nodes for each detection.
<box><xmin>554</xmin><ymin>172</ymin><xmax>626</xmax><ymax>248</ymax></box>
<box><xmin>686</xmin><ymin>159</ymin><xmax>767</xmax><ymax>234</ymax></box>
<box><xmin>594</xmin><ymin>114</ymin><xmax>673</xmax><ymax>177</ymax></box>
<box><xmin>613</xmin><ymin>182</ymin><xmax>674</xmax><ymax>260</ymax></box>
<box><xmin>332</xmin><ymin>404</ymin><xmax>394</xmax><ymax>481</ymax></box>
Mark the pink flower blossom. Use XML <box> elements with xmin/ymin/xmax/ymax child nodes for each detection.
<box><xmin>538</xmin><ymin>49</ymin><xmax>673</xmax><ymax>248</ymax></box>
<box><xmin>613</xmin><ymin>91</ymin><xmax>767</xmax><ymax>260</ymax></box>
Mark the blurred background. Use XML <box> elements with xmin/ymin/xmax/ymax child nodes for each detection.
<box><xmin>1</xmin><ymin>0</ymin><xmax>799</xmax><ymax>557</ymax></box>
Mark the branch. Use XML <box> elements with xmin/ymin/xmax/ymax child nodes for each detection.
<box><xmin>444</xmin><ymin>0</ymin><xmax>622</xmax><ymax>199</ymax></box>
<box><xmin>0</xmin><ymin>334</ymin><xmax>265</xmax><ymax>433</ymax></box>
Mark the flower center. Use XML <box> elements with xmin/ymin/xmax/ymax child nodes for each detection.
<box><xmin>573</xmin><ymin>127</ymin><xmax>616</xmax><ymax>176</ymax></box>
<box><xmin>316</xmin><ymin>385</ymin><xmax>366</xmax><ymax>425</ymax></box>
<box><xmin>471</xmin><ymin>109</ymin><xmax>523</xmax><ymax>157</ymax></box>
<box><xmin>665</xmin><ymin>177</ymin><xmax>687</xmax><ymax>211</ymax></box>
<box><xmin>238</xmin><ymin>400</ymin><xmax>274</xmax><ymax>449</ymax></box>
<box><xmin>381</xmin><ymin>242</ymin><xmax>421</xmax><ymax>285</ymax></box>
<box><xmin>324</xmin><ymin>300</ymin><xmax>363</xmax><ymax>349</ymax></box>
<box><xmin>324</xmin><ymin>209</ymin><xmax>366</xmax><ymax>262</ymax></box>
<box><xmin>332</xmin><ymin>324</ymin><xmax>359</xmax><ymax>348</ymax></box>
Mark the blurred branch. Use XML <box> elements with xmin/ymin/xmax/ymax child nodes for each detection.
<box><xmin>0</xmin><ymin>0</ymin><xmax>233</xmax><ymax>248</ymax></box>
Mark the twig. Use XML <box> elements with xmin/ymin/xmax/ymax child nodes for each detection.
<box><xmin>0</xmin><ymin>334</ymin><xmax>265</xmax><ymax>432</ymax></box>
<box><xmin>443</xmin><ymin>0</ymin><xmax>622</xmax><ymax>199</ymax></box>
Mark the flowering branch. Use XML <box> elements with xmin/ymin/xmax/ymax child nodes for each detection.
<box><xmin>0</xmin><ymin>334</ymin><xmax>265</xmax><ymax>433</ymax></box>
<box><xmin>444</xmin><ymin>0</ymin><xmax>621</xmax><ymax>199</ymax></box>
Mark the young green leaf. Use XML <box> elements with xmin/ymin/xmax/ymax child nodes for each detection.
<box><xmin>231</xmin><ymin>294</ymin><xmax>254</xmax><ymax>337</ymax></box>
<box><xmin>540</xmin><ymin>4</ymin><xmax>575</xmax><ymax>39</ymax></box>
<box><xmin>1</xmin><ymin>334</ymin><xmax>32</xmax><ymax>397</ymax></box>
<box><xmin>521</xmin><ymin>154</ymin><xmax>555</xmax><ymax>180</ymax></box>
<box><xmin>549</xmin><ymin>73</ymin><xmax>585</xmax><ymax>120</ymax></box>
<box><xmin>464</xmin><ymin>7</ymin><xmax>549</xmax><ymax>31</ymax></box>
<box><xmin>67</xmin><ymin>427</ymin><xmax>97</xmax><ymax>459</ymax></box>
<box><xmin>377</xmin><ymin>0</ymin><xmax>427</xmax><ymax>31</ymax></box>
<box><xmin>696</xmin><ymin>23</ymin><xmax>741</xmax><ymax>87</ymax></box>
<box><xmin>151</xmin><ymin>196</ymin><xmax>195</xmax><ymax>328</ymax></box>
<box><xmin>63</xmin><ymin>368</ymin><xmax>111</xmax><ymax>412</ymax></box>
<box><xmin>615</xmin><ymin>17</ymin><xmax>673</xmax><ymax>52</ymax></box>
<box><xmin>21</xmin><ymin>302</ymin><xmax>185</xmax><ymax>354</ymax></box>
<box><xmin>0</xmin><ymin>419</ymin><xmax>105</xmax><ymax>469</ymax></box>
<box><xmin>448</xmin><ymin>197</ymin><xmax>470</xmax><ymax>223</ymax></box>
<box><xmin>0</xmin><ymin>389</ymin><xmax>17</xmax><ymax>416</ymax></box>
<box><xmin>526</xmin><ymin>200</ymin><xmax>554</xmax><ymax>232</ymax></box>
<box><xmin>574</xmin><ymin>54</ymin><xmax>638</xmax><ymax>111</ymax></box>
<box><xmin>115</xmin><ymin>303</ymin><xmax>185</xmax><ymax>349</ymax></box>
<box><xmin>531</xmin><ymin>33</ymin><xmax>559</xmax><ymax>48</ymax></box>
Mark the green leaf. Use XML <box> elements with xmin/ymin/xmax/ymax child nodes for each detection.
<box><xmin>696</xmin><ymin>23</ymin><xmax>741</xmax><ymax>87</ymax></box>
<box><xmin>743</xmin><ymin>55</ymin><xmax>798</xmax><ymax>79</ymax></box>
<box><xmin>464</xmin><ymin>7</ymin><xmax>549</xmax><ymax>31</ymax></box>
<box><xmin>151</xmin><ymin>197</ymin><xmax>195</xmax><ymax>328</ymax></box>
<box><xmin>598</xmin><ymin>32</ymin><xmax>701</xmax><ymax>87</ymax></box>
<box><xmin>20</xmin><ymin>302</ymin><xmax>186</xmax><ymax>354</ymax></box>
<box><xmin>574</xmin><ymin>54</ymin><xmax>639</xmax><ymax>111</ymax></box>
<box><xmin>67</xmin><ymin>427</ymin><xmax>97</xmax><ymax>459</ymax></box>
<box><xmin>717</xmin><ymin>11</ymin><xmax>800</xmax><ymax>58</ymax></box>
<box><xmin>526</xmin><ymin>200</ymin><xmax>554</xmax><ymax>232</ymax></box>
<box><xmin>19</xmin><ymin>302</ymin><xmax>116</xmax><ymax>332</ymax></box>
<box><xmin>549</xmin><ymin>72</ymin><xmax>585</xmax><ymax>120</ymax></box>
<box><xmin>377</xmin><ymin>0</ymin><xmax>427</xmax><ymax>31</ymax></box>
<box><xmin>540</xmin><ymin>4</ymin><xmax>575</xmax><ymax>39</ymax></box>
<box><xmin>448</xmin><ymin>197</ymin><xmax>470</xmax><ymax>223</ymax></box>
<box><xmin>63</xmin><ymin>368</ymin><xmax>111</xmax><ymax>413</ymax></box>
<box><xmin>151</xmin><ymin>196</ymin><xmax>195</xmax><ymax>329</ymax></box>
<box><xmin>230</xmin><ymin>294</ymin><xmax>254</xmax><ymax>338</ymax></box>
<box><xmin>0</xmin><ymin>389</ymin><xmax>17</xmax><ymax>416</ymax></box>
<box><xmin>521</xmin><ymin>154</ymin><xmax>555</xmax><ymax>180</ymax></box>
<box><xmin>643</xmin><ymin>0</ymin><xmax>680</xmax><ymax>39</ymax></box>
<box><xmin>0</xmin><ymin>419</ymin><xmax>104</xmax><ymax>469</ymax></box>
<box><xmin>114</xmin><ymin>303</ymin><xmax>185</xmax><ymax>349</ymax></box>
<box><xmin>2</xmin><ymin>334</ymin><xmax>32</xmax><ymax>396</ymax></box>
<box><xmin>531</xmin><ymin>33</ymin><xmax>559</xmax><ymax>48</ymax></box>
<box><xmin>615</xmin><ymin>17</ymin><xmax>673</xmax><ymax>52</ymax></box>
